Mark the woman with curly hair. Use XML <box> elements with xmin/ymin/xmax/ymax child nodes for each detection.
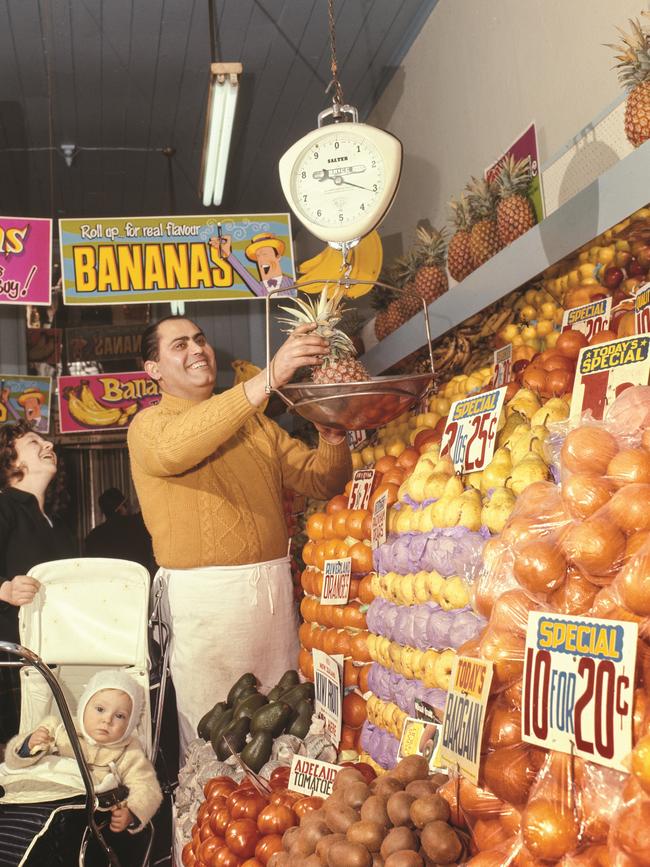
<box><xmin>0</xmin><ymin>421</ymin><xmax>74</xmax><ymax>745</ymax></box>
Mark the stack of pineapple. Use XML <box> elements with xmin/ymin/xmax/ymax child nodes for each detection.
<box><xmin>609</xmin><ymin>14</ymin><xmax>650</xmax><ymax>148</ymax></box>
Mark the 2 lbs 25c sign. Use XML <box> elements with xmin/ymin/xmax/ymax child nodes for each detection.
<box><xmin>440</xmin><ymin>387</ymin><xmax>506</xmax><ymax>474</ymax></box>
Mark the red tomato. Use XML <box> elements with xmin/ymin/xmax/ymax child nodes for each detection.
<box><xmin>197</xmin><ymin>799</ymin><xmax>211</xmax><ymax>825</ymax></box>
<box><xmin>241</xmin><ymin>860</ymin><xmax>264</xmax><ymax>867</ymax></box>
<box><xmin>225</xmin><ymin>818</ymin><xmax>260</xmax><ymax>859</ymax></box>
<box><xmin>199</xmin><ymin>820</ymin><xmax>214</xmax><ymax>842</ymax></box>
<box><xmin>268</xmin><ymin>766</ymin><xmax>291</xmax><ymax>791</ymax></box>
<box><xmin>198</xmin><ymin>835</ymin><xmax>223</xmax><ymax>862</ymax></box>
<box><xmin>228</xmin><ymin>789</ymin><xmax>269</xmax><ymax>820</ymax></box>
<box><xmin>211</xmin><ymin>807</ymin><xmax>231</xmax><ymax>836</ymax></box>
<box><xmin>256</xmin><ymin>804</ymin><xmax>298</xmax><ymax>835</ymax></box>
<box><xmin>205</xmin><ymin>776</ymin><xmax>238</xmax><ymax>800</ymax></box>
<box><xmin>212</xmin><ymin>847</ymin><xmax>243</xmax><ymax>867</ymax></box>
<box><xmin>339</xmin><ymin>760</ymin><xmax>377</xmax><ymax>784</ymax></box>
<box><xmin>254</xmin><ymin>834</ymin><xmax>284</xmax><ymax>865</ymax></box>
<box><xmin>269</xmin><ymin>789</ymin><xmax>301</xmax><ymax>807</ymax></box>
<box><xmin>181</xmin><ymin>841</ymin><xmax>196</xmax><ymax>867</ymax></box>
<box><xmin>293</xmin><ymin>796</ymin><xmax>324</xmax><ymax>818</ymax></box>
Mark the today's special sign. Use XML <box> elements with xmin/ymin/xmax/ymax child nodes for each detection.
<box><xmin>59</xmin><ymin>214</ymin><xmax>295</xmax><ymax>305</ymax></box>
<box><xmin>522</xmin><ymin>612</ymin><xmax>637</xmax><ymax>771</ymax></box>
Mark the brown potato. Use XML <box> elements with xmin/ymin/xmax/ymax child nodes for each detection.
<box><xmin>387</xmin><ymin>791</ymin><xmax>416</xmax><ymax>827</ymax></box>
<box><xmin>420</xmin><ymin>820</ymin><xmax>463</xmax><ymax>864</ymax></box>
<box><xmin>334</xmin><ymin>767</ymin><xmax>367</xmax><ymax>791</ymax></box>
<box><xmin>393</xmin><ymin>755</ymin><xmax>430</xmax><ymax>783</ymax></box>
<box><xmin>346</xmin><ymin>819</ymin><xmax>385</xmax><ymax>852</ymax></box>
<box><xmin>404</xmin><ymin>780</ymin><xmax>438</xmax><ymax>799</ymax></box>
<box><xmin>344</xmin><ymin>781</ymin><xmax>372</xmax><ymax>809</ymax></box>
<box><xmin>283</xmin><ymin>826</ymin><xmax>302</xmax><ymax>851</ymax></box>
<box><xmin>384</xmin><ymin>852</ymin><xmax>424</xmax><ymax>867</ymax></box>
<box><xmin>300</xmin><ymin>856</ymin><xmax>324</xmax><ymax>867</ymax></box>
<box><xmin>361</xmin><ymin>794</ymin><xmax>391</xmax><ymax>828</ymax></box>
<box><xmin>372</xmin><ymin>856</ymin><xmax>385</xmax><ymax>867</ymax></box>
<box><xmin>373</xmin><ymin>776</ymin><xmax>405</xmax><ymax>798</ymax></box>
<box><xmin>380</xmin><ymin>827</ymin><xmax>419</xmax><ymax>860</ymax></box>
<box><xmin>316</xmin><ymin>833</ymin><xmax>346</xmax><ymax>862</ymax></box>
<box><xmin>327</xmin><ymin>840</ymin><xmax>373</xmax><ymax>867</ymax></box>
<box><xmin>409</xmin><ymin>795</ymin><xmax>451</xmax><ymax>829</ymax></box>
<box><xmin>324</xmin><ymin>803</ymin><xmax>360</xmax><ymax>835</ymax></box>
<box><xmin>296</xmin><ymin>820</ymin><xmax>332</xmax><ymax>856</ymax></box>
<box><xmin>268</xmin><ymin>853</ymin><xmax>290</xmax><ymax>867</ymax></box>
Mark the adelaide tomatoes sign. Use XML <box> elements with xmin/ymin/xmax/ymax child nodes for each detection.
<box><xmin>522</xmin><ymin>613</ymin><xmax>637</xmax><ymax>771</ymax></box>
<box><xmin>570</xmin><ymin>335</ymin><xmax>650</xmax><ymax>421</ymax></box>
<box><xmin>440</xmin><ymin>387</ymin><xmax>506</xmax><ymax>474</ymax></box>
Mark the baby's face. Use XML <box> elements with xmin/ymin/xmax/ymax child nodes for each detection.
<box><xmin>83</xmin><ymin>688</ymin><xmax>132</xmax><ymax>743</ymax></box>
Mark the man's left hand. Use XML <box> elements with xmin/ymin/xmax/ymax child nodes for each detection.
<box><xmin>315</xmin><ymin>424</ymin><xmax>346</xmax><ymax>445</ymax></box>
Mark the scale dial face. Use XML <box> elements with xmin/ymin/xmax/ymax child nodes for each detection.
<box><xmin>279</xmin><ymin>122</ymin><xmax>402</xmax><ymax>244</ymax></box>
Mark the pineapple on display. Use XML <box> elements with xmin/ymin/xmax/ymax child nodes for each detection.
<box><xmin>495</xmin><ymin>155</ymin><xmax>536</xmax><ymax>246</ymax></box>
<box><xmin>466</xmin><ymin>176</ymin><xmax>502</xmax><ymax>269</ymax></box>
<box><xmin>412</xmin><ymin>225</ymin><xmax>449</xmax><ymax>303</ymax></box>
<box><xmin>278</xmin><ymin>287</ymin><xmax>370</xmax><ymax>384</ymax></box>
<box><xmin>608</xmin><ymin>15</ymin><xmax>650</xmax><ymax>147</ymax></box>
<box><xmin>447</xmin><ymin>195</ymin><xmax>475</xmax><ymax>282</ymax></box>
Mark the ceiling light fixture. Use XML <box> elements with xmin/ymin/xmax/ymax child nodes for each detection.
<box><xmin>200</xmin><ymin>61</ymin><xmax>242</xmax><ymax>207</ymax></box>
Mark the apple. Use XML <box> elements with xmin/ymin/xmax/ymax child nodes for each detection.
<box><xmin>628</xmin><ymin>257</ymin><xmax>647</xmax><ymax>278</ymax></box>
<box><xmin>637</xmin><ymin>245</ymin><xmax>650</xmax><ymax>269</ymax></box>
<box><xmin>601</xmin><ymin>266</ymin><xmax>624</xmax><ymax>289</ymax></box>
<box><xmin>512</xmin><ymin>359</ymin><xmax>530</xmax><ymax>383</ymax></box>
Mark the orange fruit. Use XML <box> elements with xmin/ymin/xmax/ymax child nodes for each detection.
<box><xmin>349</xmin><ymin>541</ymin><xmax>374</xmax><ymax>573</ymax></box>
<box><xmin>326</xmin><ymin>494</ymin><xmax>348</xmax><ymax>514</ymax></box>
<box><xmin>374</xmin><ymin>455</ymin><xmax>398</xmax><ymax>474</ymax></box>
<box><xmin>342</xmin><ymin>692</ymin><xmax>367</xmax><ymax>728</ymax></box>
<box><xmin>343</xmin><ymin>601</ymin><xmax>367</xmax><ymax>630</ymax></box>
<box><xmin>358</xmin><ymin>574</ymin><xmax>375</xmax><ymax>604</ymax></box>
<box><xmin>306</xmin><ymin>512</ymin><xmax>326</xmax><ymax>541</ymax></box>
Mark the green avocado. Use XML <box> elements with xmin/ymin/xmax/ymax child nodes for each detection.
<box><xmin>240</xmin><ymin>731</ymin><xmax>273</xmax><ymax>773</ymax></box>
<box><xmin>232</xmin><ymin>692</ymin><xmax>268</xmax><ymax>720</ymax></box>
<box><xmin>279</xmin><ymin>682</ymin><xmax>315</xmax><ymax>710</ymax></box>
<box><xmin>208</xmin><ymin>708</ymin><xmax>234</xmax><ymax>749</ymax></box>
<box><xmin>226</xmin><ymin>673</ymin><xmax>258</xmax><ymax>707</ymax></box>
<box><xmin>286</xmin><ymin>698</ymin><xmax>313</xmax><ymax>739</ymax></box>
<box><xmin>275</xmin><ymin>669</ymin><xmax>300</xmax><ymax>692</ymax></box>
<box><xmin>250</xmin><ymin>701</ymin><xmax>293</xmax><ymax>737</ymax></box>
<box><xmin>197</xmin><ymin>700</ymin><xmax>229</xmax><ymax>740</ymax></box>
<box><xmin>265</xmin><ymin>685</ymin><xmax>284</xmax><ymax>703</ymax></box>
<box><xmin>214</xmin><ymin>717</ymin><xmax>250</xmax><ymax>761</ymax></box>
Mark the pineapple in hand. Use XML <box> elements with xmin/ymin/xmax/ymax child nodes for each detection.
<box><xmin>278</xmin><ymin>288</ymin><xmax>371</xmax><ymax>385</ymax></box>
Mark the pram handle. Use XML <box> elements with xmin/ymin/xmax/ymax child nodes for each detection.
<box><xmin>0</xmin><ymin>641</ymin><xmax>121</xmax><ymax>867</ymax></box>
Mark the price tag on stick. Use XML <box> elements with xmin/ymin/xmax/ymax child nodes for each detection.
<box><xmin>570</xmin><ymin>335</ymin><xmax>650</xmax><ymax>421</ymax></box>
<box><xmin>312</xmin><ymin>650</ymin><xmax>343</xmax><ymax>747</ymax></box>
<box><xmin>562</xmin><ymin>297</ymin><xmax>612</xmax><ymax>341</ymax></box>
<box><xmin>347</xmin><ymin>468</ymin><xmax>376</xmax><ymax>510</ymax></box>
<box><xmin>522</xmin><ymin>612</ymin><xmax>637</xmax><ymax>771</ymax></box>
<box><xmin>440</xmin><ymin>387</ymin><xmax>507</xmax><ymax>474</ymax></box>
<box><xmin>440</xmin><ymin>656</ymin><xmax>493</xmax><ymax>784</ymax></box>
<box><xmin>634</xmin><ymin>282</ymin><xmax>650</xmax><ymax>334</ymax></box>
<box><xmin>347</xmin><ymin>429</ymin><xmax>368</xmax><ymax>450</ymax></box>
<box><xmin>371</xmin><ymin>490</ymin><xmax>388</xmax><ymax>549</ymax></box>
<box><xmin>492</xmin><ymin>344</ymin><xmax>513</xmax><ymax>388</ymax></box>
<box><xmin>320</xmin><ymin>558</ymin><xmax>352</xmax><ymax>606</ymax></box>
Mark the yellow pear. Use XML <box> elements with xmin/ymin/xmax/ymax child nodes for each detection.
<box><xmin>395</xmin><ymin>507</ymin><xmax>413</xmax><ymax>534</ymax></box>
<box><xmin>423</xmin><ymin>472</ymin><xmax>452</xmax><ymax>500</ymax></box>
<box><xmin>413</xmin><ymin>571</ymin><xmax>431</xmax><ymax>603</ymax></box>
<box><xmin>418</xmin><ymin>502</ymin><xmax>437</xmax><ymax>533</ymax></box>
<box><xmin>370</xmin><ymin>572</ymin><xmax>383</xmax><ymax>597</ymax></box>
<box><xmin>466</xmin><ymin>470</ymin><xmax>483</xmax><ymax>491</ymax></box>
<box><xmin>425</xmin><ymin>570</ymin><xmax>445</xmax><ymax>601</ymax></box>
<box><xmin>480</xmin><ymin>447</ymin><xmax>512</xmax><ymax>494</ymax></box>
<box><xmin>432</xmin><ymin>454</ymin><xmax>455</xmax><ymax>476</ymax></box>
<box><xmin>497</xmin><ymin>410</ymin><xmax>529</xmax><ymax>448</ymax></box>
<box><xmin>531</xmin><ymin>397</ymin><xmax>570</xmax><ymax>427</ymax></box>
<box><xmin>436</xmin><ymin>495</ymin><xmax>463</xmax><ymax>528</ymax></box>
<box><xmin>481</xmin><ymin>486</ymin><xmax>517</xmax><ymax>534</ymax></box>
<box><xmin>456</xmin><ymin>489</ymin><xmax>482</xmax><ymax>531</ymax></box>
<box><xmin>510</xmin><ymin>428</ymin><xmax>547</xmax><ymax>465</ymax></box>
<box><xmin>507</xmin><ymin>452</ymin><xmax>550</xmax><ymax>495</ymax></box>
<box><xmin>443</xmin><ymin>475</ymin><xmax>464</xmax><ymax>499</ymax></box>
<box><xmin>440</xmin><ymin>576</ymin><xmax>471</xmax><ymax>610</ymax></box>
<box><xmin>399</xmin><ymin>573</ymin><xmax>416</xmax><ymax>606</ymax></box>
<box><xmin>507</xmin><ymin>388</ymin><xmax>541</xmax><ymax>420</ymax></box>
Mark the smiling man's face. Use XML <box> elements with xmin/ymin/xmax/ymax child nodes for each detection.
<box><xmin>144</xmin><ymin>318</ymin><xmax>217</xmax><ymax>400</ymax></box>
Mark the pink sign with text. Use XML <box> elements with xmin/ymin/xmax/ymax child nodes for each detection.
<box><xmin>0</xmin><ymin>217</ymin><xmax>52</xmax><ymax>306</ymax></box>
<box><xmin>57</xmin><ymin>371</ymin><xmax>161</xmax><ymax>434</ymax></box>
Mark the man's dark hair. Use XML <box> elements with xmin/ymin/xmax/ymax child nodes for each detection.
<box><xmin>141</xmin><ymin>315</ymin><xmax>193</xmax><ymax>363</ymax></box>
<box><xmin>0</xmin><ymin>419</ymin><xmax>36</xmax><ymax>489</ymax></box>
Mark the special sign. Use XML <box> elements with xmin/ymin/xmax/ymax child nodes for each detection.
<box><xmin>59</xmin><ymin>214</ymin><xmax>295</xmax><ymax>305</ymax></box>
<box><xmin>561</xmin><ymin>297</ymin><xmax>612</xmax><ymax>341</ymax></box>
<box><xmin>570</xmin><ymin>335</ymin><xmax>650</xmax><ymax>421</ymax></box>
<box><xmin>440</xmin><ymin>387</ymin><xmax>507</xmax><ymax>474</ymax></box>
<box><xmin>522</xmin><ymin>613</ymin><xmax>637</xmax><ymax>771</ymax></box>
<box><xmin>440</xmin><ymin>656</ymin><xmax>493</xmax><ymax>784</ymax></box>
<box><xmin>492</xmin><ymin>343</ymin><xmax>512</xmax><ymax>389</ymax></box>
<box><xmin>347</xmin><ymin>469</ymin><xmax>376</xmax><ymax>510</ymax></box>
<box><xmin>634</xmin><ymin>283</ymin><xmax>650</xmax><ymax>334</ymax></box>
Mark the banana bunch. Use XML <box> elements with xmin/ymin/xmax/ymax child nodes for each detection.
<box><xmin>231</xmin><ymin>359</ymin><xmax>268</xmax><ymax>410</ymax></box>
<box><xmin>65</xmin><ymin>382</ymin><xmax>137</xmax><ymax>428</ymax></box>
<box><xmin>296</xmin><ymin>230</ymin><xmax>383</xmax><ymax>299</ymax></box>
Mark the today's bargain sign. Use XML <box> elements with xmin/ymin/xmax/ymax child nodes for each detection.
<box><xmin>570</xmin><ymin>334</ymin><xmax>650</xmax><ymax>420</ymax></box>
<box><xmin>522</xmin><ymin>613</ymin><xmax>637</xmax><ymax>771</ymax></box>
<box><xmin>59</xmin><ymin>214</ymin><xmax>295</xmax><ymax>305</ymax></box>
<box><xmin>440</xmin><ymin>387</ymin><xmax>507</xmax><ymax>474</ymax></box>
<box><xmin>440</xmin><ymin>656</ymin><xmax>493</xmax><ymax>784</ymax></box>
<box><xmin>57</xmin><ymin>372</ymin><xmax>161</xmax><ymax>434</ymax></box>
<box><xmin>0</xmin><ymin>217</ymin><xmax>52</xmax><ymax>306</ymax></box>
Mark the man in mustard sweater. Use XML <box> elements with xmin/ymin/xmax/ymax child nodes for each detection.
<box><xmin>127</xmin><ymin>315</ymin><xmax>352</xmax><ymax>755</ymax></box>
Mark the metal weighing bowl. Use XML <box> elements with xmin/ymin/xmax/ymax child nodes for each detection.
<box><xmin>276</xmin><ymin>372</ymin><xmax>434</xmax><ymax>430</ymax></box>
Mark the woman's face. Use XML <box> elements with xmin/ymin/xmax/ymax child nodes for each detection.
<box><xmin>12</xmin><ymin>432</ymin><xmax>57</xmax><ymax>485</ymax></box>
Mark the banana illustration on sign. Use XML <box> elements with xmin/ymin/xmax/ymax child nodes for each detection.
<box><xmin>296</xmin><ymin>230</ymin><xmax>383</xmax><ymax>298</ymax></box>
<box><xmin>64</xmin><ymin>381</ymin><xmax>138</xmax><ymax>428</ymax></box>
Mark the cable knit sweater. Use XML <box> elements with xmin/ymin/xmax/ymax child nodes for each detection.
<box><xmin>127</xmin><ymin>384</ymin><xmax>352</xmax><ymax>568</ymax></box>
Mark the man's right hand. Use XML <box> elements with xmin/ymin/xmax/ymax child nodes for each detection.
<box><xmin>243</xmin><ymin>324</ymin><xmax>329</xmax><ymax>407</ymax></box>
<box><xmin>0</xmin><ymin>575</ymin><xmax>41</xmax><ymax>607</ymax></box>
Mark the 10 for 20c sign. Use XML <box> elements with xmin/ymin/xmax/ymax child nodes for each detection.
<box><xmin>522</xmin><ymin>613</ymin><xmax>637</xmax><ymax>771</ymax></box>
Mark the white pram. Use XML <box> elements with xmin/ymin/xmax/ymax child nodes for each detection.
<box><xmin>0</xmin><ymin>558</ymin><xmax>169</xmax><ymax>867</ymax></box>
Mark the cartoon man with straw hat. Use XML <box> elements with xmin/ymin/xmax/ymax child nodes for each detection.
<box><xmin>210</xmin><ymin>231</ymin><xmax>295</xmax><ymax>297</ymax></box>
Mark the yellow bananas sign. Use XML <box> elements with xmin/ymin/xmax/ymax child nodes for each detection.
<box><xmin>297</xmin><ymin>231</ymin><xmax>383</xmax><ymax>298</ymax></box>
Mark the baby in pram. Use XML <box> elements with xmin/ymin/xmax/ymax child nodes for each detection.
<box><xmin>0</xmin><ymin>669</ymin><xmax>162</xmax><ymax>866</ymax></box>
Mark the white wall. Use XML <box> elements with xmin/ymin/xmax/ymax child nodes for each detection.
<box><xmin>369</xmin><ymin>0</ymin><xmax>641</xmax><ymax>252</ymax></box>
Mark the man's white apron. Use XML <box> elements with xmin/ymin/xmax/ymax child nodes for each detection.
<box><xmin>153</xmin><ymin>555</ymin><xmax>299</xmax><ymax>759</ymax></box>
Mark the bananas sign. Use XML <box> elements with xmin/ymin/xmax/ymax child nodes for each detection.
<box><xmin>59</xmin><ymin>215</ymin><xmax>295</xmax><ymax>305</ymax></box>
<box><xmin>0</xmin><ymin>216</ymin><xmax>52</xmax><ymax>306</ymax></box>
<box><xmin>57</xmin><ymin>372</ymin><xmax>161</xmax><ymax>434</ymax></box>
<box><xmin>0</xmin><ymin>375</ymin><xmax>52</xmax><ymax>433</ymax></box>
